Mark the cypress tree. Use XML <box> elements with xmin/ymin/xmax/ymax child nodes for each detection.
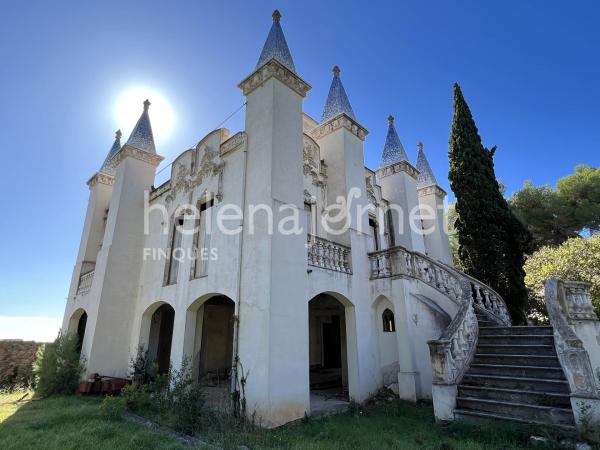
<box><xmin>448</xmin><ymin>83</ymin><xmax>531</xmax><ymax>324</ymax></box>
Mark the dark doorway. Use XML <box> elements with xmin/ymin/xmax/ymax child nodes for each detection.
<box><xmin>198</xmin><ymin>296</ymin><xmax>235</xmax><ymax>384</ymax></box>
<box><xmin>322</xmin><ymin>315</ymin><xmax>341</xmax><ymax>368</ymax></box>
<box><xmin>150</xmin><ymin>304</ymin><xmax>175</xmax><ymax>374</ymax></box>
<box><xmin>76</xmin><ymin>312</ymin><xmax>87</xmax><ymax>355</ymax></box>
<box><xmin>308</xmin><ymin>295</ymin><xmax>348</xmax><ymax>393</ymax></box>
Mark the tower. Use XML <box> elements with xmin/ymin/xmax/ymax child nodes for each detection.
<box><xmin>236</xmin><ymin>10</ymin><xmax>312</xmax><ymax>426</ymax></box>
<box><xmin>64</xmin><ymin>101</ymin><xmax>163</xmax><ymax>378</ymax></box>
<box><xmin>416</xmin><ymin>142</ymin><xmax>452</xmax><ymax>264</ymax></box>
<box><xmin>376</xmin><ymin>116</ymin><xmax>425</xmax><ymax>253</ymax></box>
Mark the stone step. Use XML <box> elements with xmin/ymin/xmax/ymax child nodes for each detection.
<box><xmin>456</xmin><ymin>397</ymin><xmax>575</xmax><ymax>426</ymax></box>
<box><xmin>461</xmin><ymin>374</ymin><xmax>570</xmax><ymax>393</ymax></box>
<box><xmin>473</xmin><ymin>353</ymin><xmax>561</xmax><ymax>368</ymax></box>
<box><xmin>457</xmin><ymin>385</ymin><xmax>571</xmax><ymax>408</ymax></box>
<box><xmin>478</xmin><ymin>334</ymin><xmax>554</xmax><ymax>346</ymax></box>
<box><xmin>479</xmin><ymin>326</ymin><xmax>553</xmax><ymax>336</ymax></box>
<box><xmin>476</xmin><ymin>344</ymin><xmax>556</xmax><ymax>356</ymax></box>
<box><xmin>468</xmin><ymin>364</ymin><xmax>565</xmax><ymax>380</ymax></box>
<box><xmin>454</xmin><ymin>409</ymin><xmax>576</xmax><ymax>431</ymax></box>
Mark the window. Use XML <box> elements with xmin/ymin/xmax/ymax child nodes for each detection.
<box><xmin>193</xmin><ymin>198</ymin><xmax>214</xmax><ymax>278</ymax></box>
<box><xmin>382</xmin><ymin>309</ymin><xmax>396</xmax><ymax>332</ymax></box>
<box><xmin>368</xmin><ymin>216</ymin><xmax>380</xmax><ymax>252</ymax></box>
<box><xmin>304</xmin><ymin>201</ymin><xmax>316</xmax><ymax>236</ymax></box>
<box><xmin>165</xmin><ymin>217</ymin><xmax>184</xmax><ymax>285</ymax></box>
<box><xmin>386</xmin><ymin>209</ymin><xmax>395</xmax><ymax>248</ymax></box>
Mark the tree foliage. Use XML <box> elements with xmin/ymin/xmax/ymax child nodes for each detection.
<box><xmin>524</xmin><ymin>234</ymin><xmax>600</xmax><ymax>319</ymax></box>
<box><xmin>33</xmin><ymin>333</ymin><xmax>85</xmax><ymax>397</ymax></box>
<box><xmin>448</xmin><ymin>83</ymin><xmax>531</xmax><ymax>323</ymax></box>
<box><xmin>510</xmin><ymin>165</ymin><xmax>600</xmax><ymax>250</ymax></box>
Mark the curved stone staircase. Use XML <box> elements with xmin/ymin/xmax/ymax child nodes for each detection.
<box><xmin>454</xmin><ymin>313</ymin><xmax>575</xmax><ymax>428</ymax></box>
<box><xmin>369</xmin><ymin>246</ymin><xmax>598</xmax><ymax>431</ymax></box>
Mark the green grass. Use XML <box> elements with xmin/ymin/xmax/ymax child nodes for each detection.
<box><xmin>0</xmin><ymin>392</ymin><xmax>564</xmax><ymax>449</ymax></box>
<box><xmin>0</xmin><ymin>392</ymin><xmax>185</xmax><ymax>449</ymax></box>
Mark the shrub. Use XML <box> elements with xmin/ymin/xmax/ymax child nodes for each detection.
<box><xmin>167</xmin><ymin>359</ymin><xmax>205</xmax><ymax>434</ymax></box>
<box><xmin>100</xmin><ymin>395</ymin><xmax>126</xmax><ymax>420</ymax></box>
<box><xmin>130</xmin><ymin>346</ymin><xmax>155</xmax><ymax>385</ymax></box>
<box><xmin>525</xmin><ymin>234</ymin><xmax>600</xmax><ymax>322</ymax></box>
<box><xmin>123</xmin><ymin>357</ymin><xmax>205</xmax><ymax>434</ymax></box>
<box><xmin>33</xmin><ymin>333</ymin><xmax>85</xmax><ymax>397</ymax></box>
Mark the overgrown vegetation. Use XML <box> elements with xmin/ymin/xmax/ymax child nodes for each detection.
<box><xmin>117</xmin><ymin>355</ymin><xmax>206</xmax><ymax>434</ymax></box>
<box><xmin>1</xmin><ymin>389</ymin><xmax>569</xmax><ymax>449</ymax></box>
<box><xmin>32</xmin><ymin>333</ymin><xmax>85</xmax><ymax>397</ymax></box>
<box><xmin>448</xmin><ymin>83</ymin><xmax>531</xmax><ymax>323</ymax></box>
<box><xmin>525</xmin><ymin>234</ymin><xmax>600</xmax><ymax>321</ymax></box>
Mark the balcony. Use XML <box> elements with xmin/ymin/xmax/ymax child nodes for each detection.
<box><xmin>76</xmin><ymin>261</ymin><xmax>96</xmax><ymax>295</ymax></box>
<box><xmin>307</xmin><ymin>235</ymin><xmax>352</xmax><ymax>274</ymax></box>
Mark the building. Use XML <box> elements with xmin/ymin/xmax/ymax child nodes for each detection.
<box><xmin>62</xmin><ymin>11</ymin><xmax>600</xmax><ymax>430</ymax></box>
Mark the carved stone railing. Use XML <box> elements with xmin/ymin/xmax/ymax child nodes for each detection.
<box><xmin>307</xmin><ymin>234</ymin><xmax>352</xmax><ymax>274</ymax></box>
<box><xmin>428</xmin><ymin>286</ymin><xmax>479</xmax><ymax>384</ymax></box>
<box><xmin>544</xmin><ymin>279</ymin><xmax>599</xmax><ymax>399</ymax></box>
<box><xmin>77</xmin><ymin>261</ymin><xmax>96</xmax><ymax>295</ymax></box>
<box><xmin>368</xmin><ymin>246</ymin><xmax>511</xmax><ymax>326</ymax></box>
<box><xmin>561</xmin><ymin>280</ymin><xmax>599</xmax><ymax>322</ymax></box>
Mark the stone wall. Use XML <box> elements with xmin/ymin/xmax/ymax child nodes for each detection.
<box><xmin>0</xmin><ymin>340</ymin><xmax>41</xmax><ymax>388</ymax></box>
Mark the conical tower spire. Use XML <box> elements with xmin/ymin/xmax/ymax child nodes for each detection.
<box><xmin>380</xmin><ymin>115</ymin><xmax>409</xmax><ymax>166</ymax></box>
<box><xmin>255</xmin><ymin>10</ymin><xmax>296</xmax><ymax>73</ymax></box>
<box><xmin>126</xmin><ymin>99</ymin><xmax>156</xmax><ymax>154</ymax></box>
<box><xmin>99</xmin><ymin>130</ymin><xmax>122</xmax><ymax>175</ymax></box>
<box><xmin>321</xmin><ymin>65</ymin><xmax>356</xmax><ymax>122</ymax></box>
<box><xmin>416</xmin><ymin>142</ymin><xmax>437</xmax><ymax>187</ymax></box>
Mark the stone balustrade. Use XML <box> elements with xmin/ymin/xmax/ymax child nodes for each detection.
<box><xmin>562</xmin><ymin>280</ymin><xmax>598</xmax><ymax>321</ymax></box>
<box><xmin>544</xmin><ymin>279</ymin><xmax>599</xmax><ymax>399</ymax></box>
<box><xmin>307</xmin><ymin>234</ymin><xmax>352</xmax><ymax>274</ymax></box>
<box><xmin>77</xmin><ymin>262</ymin><xmax>96</xmax><ymax>295</ymax></box>
<box><xmin>368</xmin><ymin>246</ymin><xmax>512</xmax><ymax>388</ymax></box>
<box><xmin>428</xmin><ymin>293</ymin><xmax>479</xmax><ymax>384</ymax></box>
<box><xmin>368</xmin><ymin>247</ymin><xmax>511</xmax><ymax>326</ymax></box>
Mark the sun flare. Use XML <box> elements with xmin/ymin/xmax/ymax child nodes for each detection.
<box><xmin>114</xmin><ymin>86</ymin><xmax>175</xmax><ymax>144</ymax></box>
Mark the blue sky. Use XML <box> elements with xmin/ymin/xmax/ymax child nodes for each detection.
<box><xmin>0</xmin><ymin>1</ymin><xmax>598</xmax><ymax>340</ymax></box>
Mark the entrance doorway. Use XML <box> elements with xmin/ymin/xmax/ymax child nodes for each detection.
<box><xmin>308</xmin><ymin>294</ymin><xmax>350</xmax><ymax>413</ymax></box>
<box><xmin>148</xmin><ymin>304</ymin><xmax>175</xmax><ymax>374</ymax></box>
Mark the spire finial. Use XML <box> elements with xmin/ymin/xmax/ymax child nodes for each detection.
<box><xmin>388</xmin><ymin>115</ymin><xmax>394</xmax><ymax>125</ymax></box>
<box><xmin>143</xmin><ymin>99</ymin><xmax>151</xmax><ymax>111</ymax></box>
<box><xmin>272</xmin><ymin>9</ymin><xmax>281</xmax><ymax>22</ymax></box>
<box><xmin>417</xmin><ymin>141</ymin><xmax>423</xmax><ymax>151</ymax></box>
<box><xmin>332</xmin><ymin>65</ymin><xmax>341</xmax><ymax>77</ymax></box>
<box><xmin>116</xmin><ymin>129</ymin><xmax>122</xmax><ymax>140</ymax></box>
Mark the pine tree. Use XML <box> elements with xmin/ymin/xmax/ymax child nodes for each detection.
<box><xmin>448</xmin><ymin>83</ymin><xmax>531</xmax><ymax>324</ymax></box>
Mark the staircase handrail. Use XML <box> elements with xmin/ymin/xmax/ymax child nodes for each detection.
<box><xmin>544</xmin><ymin>279</ymin><xmax>599</xmax><ymax>398</ymax></box>
<box><xmin>427</xmin><ymin>279</ymin><xmax>479</xmax><ymax>385</ymax></box>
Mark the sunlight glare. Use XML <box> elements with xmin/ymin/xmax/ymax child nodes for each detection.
<box><xmin>114</xmin><ymin>86</ymin><xmax>175</xmax><ymax>144</ymax></box>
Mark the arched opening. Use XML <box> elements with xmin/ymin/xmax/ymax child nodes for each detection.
<box><xmin>309</xmin><ymin>293</ymin><xmax>352</xmax><ymax>412</ymax></box>
<box><xmin>148</xmin><ymin>304</ymin><xmax>175</xmax><ymax>375</ymax></box>
<box><xmin>375</xmin><ymin>297</ymin><xmax>399</xmax><ymax>391</ymax></box>
<box><xmin>68</xmin><ymin>309</ymin><xmax>87</xmax><ymax>355</ymax></box>
<box><xmin>382</xmin><ymin>308</ymin><xmax>396</xmax><ymax>332</ymax></box>
<box><xmin>183</xmin><ymin>294</ymin><xmax>235</xmax><ymax>407</ymax></box>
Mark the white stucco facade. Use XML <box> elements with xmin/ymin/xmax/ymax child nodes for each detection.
<box><xmin>61</xmin><ymin>11</ymin><xmax>457</xmax><ymax>427</ymax></box>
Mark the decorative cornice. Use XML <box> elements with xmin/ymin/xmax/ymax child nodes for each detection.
<box><xmin>417</xmin><ymin>184</ymin><xmax>447</xmax><ymax>198</ymax></box>
<box><xmin>376</xmin><ymin>160</ymin><xmax>419</xmax><ymax>180</ymax></box>
<box><xmin>87</xmin><ymin>172</ymin><xmax>115</xmax><ymax>188</ymax></box>
<box><xmin>238</xmin><ymin>59</ymin><xmax>311</xmax><ymax>98</ymax></box>
<box><xmin>310</xmin><ymin>113</ymin><xmax>368</xmax><ymax>141</ymax></box>
<box><xmin>113</xmin><ymin>144</ymin><xmax>164</xmax><ymax>168</ymax></box>
<box><xmin>150</xmin><ymin>181</ymin><xmax>171</xmax><ymax>201</ymax></box>
<box><xmin>220</xmin><ymin>132</ymin><xmax>247</xmax><ymax>156</ymax></box>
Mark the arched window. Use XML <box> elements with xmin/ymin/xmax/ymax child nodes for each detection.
<box><xmin>382</xmin><ymin>308</ymin><xmax>395</xmax><ymax>332</ymax></box>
